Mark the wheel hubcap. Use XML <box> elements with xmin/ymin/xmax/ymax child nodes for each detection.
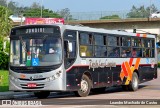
<box><xmin>133</xmin><ymin>77</ymin><xmax>138</xmax><ymax>88</ymax></box>
<box><xmin>80</xmin><ymin>79</ymin><xmax>88</xmax><ymax>93</ymax></box>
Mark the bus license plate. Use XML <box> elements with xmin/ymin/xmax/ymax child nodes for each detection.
<box><xmin>27</xmin><ymin>83</ymin><xmax>37</xmax><ymax>88</ymax></box>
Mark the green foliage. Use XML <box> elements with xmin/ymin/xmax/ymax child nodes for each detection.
<box><xmin>127</xmin><ymin>4</ymin><xmax>158</xmax><ymax>18</ymax></box>
<box><xmin>23</xmin><ymin>8</ymin><xmax>62</xmax><ymax>18</ymax></box>
<box><xmin>0</xmin><ymin>70</ymin><xmax>9</xmax><ymax>92</ymax></box>
<box><xmin>158</xmin><ymin>62</ymin><xmax>160</xmax><ymax>68</ymax></box>
<box><xmin>0</xmin><ymin>39</ymin><xmax>9</xmax><ymax>70</ymax></box>
<box><xmin>0</xmin><ymin>6</ymin><xmax>12</xmax><ymax>39</ymax></box>
<box><xmin>1</xmin><ymin>0</ymin><xmax>73</xmax><ymax>20</ymax></box>
<box><xmin>0</xmin><ymin>6</ymin><xmax>12</xmax><ymax>71</ymax></box>
<box><xmin>100</xmin><ymin>14</ymin><xmax>121</xmax><ymax>19</ymax></box>
<box><xmin>0</xmin><ymin>51</ymin><xmax>9</xmax><ymax>70</ymax></box>
<box><xmin>22</xmin><ymin>2</ymin><xmax>62</xmax><ymax>18</ymax></box>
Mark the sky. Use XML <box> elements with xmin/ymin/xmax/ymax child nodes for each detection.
<box><xmin>10</xmin><ymin>0</ymin><xmax>160</xmax><ymax>12</ymax></box>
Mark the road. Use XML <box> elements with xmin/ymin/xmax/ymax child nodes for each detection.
<box><xmin>1</xmin><ymin>69</ymin><xmax>160</xmax><ymax>108</ymax></box>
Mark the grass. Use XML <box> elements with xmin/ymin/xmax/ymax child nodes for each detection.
<box><xmin>0</xmin><ymin>70</ymin><xmax>9</xmax><ymax>92</ymax></box>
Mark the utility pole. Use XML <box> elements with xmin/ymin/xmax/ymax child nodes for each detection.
<box><xmin>150</xmin><ymin>0</ymin><xmax>152</xmax><ymax>16</ymax></box>
<box><xmin>41</xmin><ymin>0</ymin><xmax>43</xmax><ymax>18</ymax></box>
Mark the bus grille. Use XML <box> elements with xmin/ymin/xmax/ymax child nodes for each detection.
<box><xmin>21</xmin><ymin>87</ymin><xmax>44</xmax><ymax>89</ymax></box>
<box><xmin>19</xmin><ymin>78</ymin><xmax>46</xmax><ymax>81</ymax></box>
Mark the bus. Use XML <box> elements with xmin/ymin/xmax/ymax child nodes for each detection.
<box><xmin>9</xmin><ymin>24</ymin><xmax>157</xmax><ymax>98</ymax></box>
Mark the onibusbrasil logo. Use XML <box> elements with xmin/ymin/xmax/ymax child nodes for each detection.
<box><xmin>1</xmin><ymin>100</ymin><xmax>42</xmax><ymax>106</ymax></box>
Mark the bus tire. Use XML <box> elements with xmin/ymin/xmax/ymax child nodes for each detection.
<box><xmin>122</xmin><ymin>85</ymin><xmax>129</xmax><ymax>91</ymax></box>
<box><xmin>91</xmin><ymin>87</ymin><xmax>106</xmax><ymax>93</ymax></box>
<box><xmin>129</xmin><ymin>72</ymin><xmax>139</xmax><ymax>91</ymax></box>
<box><xmin>34</xmin><ymin>91</ymin><xmax>50</xmax><ymax>99</ymax></box>
<box><xmin>74</xmin><ymin>75</ymin><xmax>91</xmax><ymax>97</ymax></box>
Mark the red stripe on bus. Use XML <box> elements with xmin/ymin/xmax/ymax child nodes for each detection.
<box><xmin>124</xmin><ymin>61</ymin><xmax>132</xmax><ymax>79</ymax></box>
<box><xmin>122</xmin><ymin>63</ymin><xmax>128</xmax><ymax>77</ymax></box>
<box><xmin>129</xmin><ymin>58</ymin><xmax>134</xmax><ymax>66</ymax></box>
<box><xmin>66</xmin><ymin>65</ymin><xmax>89</xmax><ymax>72</ymax></box>
<box><xmin>136</xmin><ymin>33</ymin><xmax>140</xmax><ymax>37</ymax></box>
<box><xmin>135</xmin><ymin>58</ymin><xmax>141</xmax><ymax>69</ymax></box>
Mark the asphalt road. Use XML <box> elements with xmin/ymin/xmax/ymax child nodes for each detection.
<box><xmin>1</xmin><ymin>69</ymin><xmax>160</xmax><ymax>108</ymax></box>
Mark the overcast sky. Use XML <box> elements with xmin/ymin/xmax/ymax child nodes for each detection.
<box><xmin>10</xmin><ymin>0</ymin><xmax>160</xmax><ymax>12</ymax></box>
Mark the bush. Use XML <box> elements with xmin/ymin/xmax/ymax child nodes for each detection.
<box><xmin>158</xmin><ymin>62</ymin><xmax>160</xmax><ymax>68</ymax></box>
<box><xmin>0</xmin><ymin>51</ymin><xmax>9</xmax><ymax>70</ymax></box>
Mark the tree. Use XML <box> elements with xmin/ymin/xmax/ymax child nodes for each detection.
<box><xmin>100</xmin><ymin>14</ymin><xmax>121</xmax><ymax>19</ymax></box>
<box><xmin>23</xmin><ymin>2</ymin><xmax>62</xmax><ymax>18</ymax></box>
<box><xmin>0</xmin><ymin>0</ymin><xmax>18</xmax><ymax>15</ymax></box>
<box><xmin>0</xmin><ymin>6</ymin><xmax>12</xmax><ymax>41</ymax></box>
<box><xmin>57</xmin><ymin>8</ymin><xmax>73</xmax><ymax>20</ymax></box>
<box><xmin>127</xmin><ymin>4</ymin><xmax>158</xmax><ymax>18</ymax></box>
<box><xmin>31</xmin><ymin>2</ymin><xmax>41</xmax><ymax>9</ymax></box>
<box><xmin>0</xmin><ymin>6</ymin><xmax>12</xmax><ymax>69</ymax></box>
<box><xmin>0</xmin><ymin>0</ymin><xmax>6</xmax><ymax>6</ymax></box>
<box><xmin>23</xmin><ymin>8</ymin><xmax>62</xmax><ymax>18</ymax></box>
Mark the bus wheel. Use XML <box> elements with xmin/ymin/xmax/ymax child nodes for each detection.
<box><xmin>34</xmin><ymin>91</ymin><xmax>50</xmax><ymax>99</ymax></box>
<box><xmin>74</xmin><ymin>75</ymin><xmax>91</xmax><ymax>97</ymax></box>
<box><xmin>91</xmin><ymin>87</ymin><xmax>106</xmax><ymax>93</ymax></box>
<box><xmin>122</xmin><ymin>85</ymin><xmax>129</xmax><ymax>91</ymax></box>
<box><xmin>129</xmin><ymin>72</ymin><xmax>139</xmax><ymax>91</ymax></box>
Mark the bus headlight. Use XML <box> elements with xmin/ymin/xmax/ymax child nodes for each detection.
<box><xmin>46</xmin><ymin>71</ymin><xmax>62</xmax><ymax>81</ymax></box>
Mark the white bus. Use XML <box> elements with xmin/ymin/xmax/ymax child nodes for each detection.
<box><xmin>9</xmin><ymin>24</ymin><xmax>157</xmax><ymax>98</ymax></box>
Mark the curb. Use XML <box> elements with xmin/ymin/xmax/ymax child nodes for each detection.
<box><xmin>0</xmin><ymin>92</ymin><xmax>34</xmax><ymax>100</ymax></box>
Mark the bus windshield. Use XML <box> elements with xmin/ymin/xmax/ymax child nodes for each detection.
<box><xmin>10</xmin><ymin>36</ymin><xmax>62</xmax><ymax>67</ymax></box>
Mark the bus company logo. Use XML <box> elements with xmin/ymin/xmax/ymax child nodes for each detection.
<box><xmin>30</xmin><ymin>76</ymin><xmax>34</xmax><ymax>81</ymax></box>
<box><xmin>89</xmin><ymin>59</ymin><xmax>116</xmax><ymax>71</ymax></box>
<box><xmin>120</xmin><ymin>58</ymin><xmax>141</xmax><ymax>85</ymax></box>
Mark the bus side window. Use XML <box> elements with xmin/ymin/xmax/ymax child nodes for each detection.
<box><xmin>122</xmin><ymin>37</ymin><xmax>131</xmax><ymax>46</ymax></box>
<box><xmin>79</xmin><ymin>33</ymin><xmax>93</xmax><ymax>57</ymax></box>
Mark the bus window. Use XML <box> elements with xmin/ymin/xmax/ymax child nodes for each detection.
<box><xmin>121</xmin><ymin>37</ymin><xmax>131</xmax><ymax>47</ymax></box>
<box><xmin>121</xmin><ymin>47</ymin><xmax>131</xmax><ymax>57</ymax></box>
<box><xmin>132</xmin><ymin>48</ymin><xmax>142</xmax><ymax>57</ymax></box>
<box><xmin>108</xmin><ymin>47</ymin><xmax>120</xmax><ymax>57</ymax></box>
<box><xmin>108</xmin><ymin>35</ymin><xmax>120</xmax><ymax>46</ymax></box>
<box><xmin>143</xmin><ymin>48</ymin><xmax>151</xmax><ymax>57</ymax></box>
<box><xmin>152</xmin><ymin>49</ymin><xmax>155</xmax><ymax>57</ymax></box>
<box><xmin>151</xmin><ymin>40</ymin><xmax>155</xmax><ymax>48</ymax></box>
<box><xmin>79</xmin><ymin>33</ymin><xmax>93</xmax><ymax>45</ymax></box>
<box><xmin>94</xmin><ymin>34</ymin><xmax>104</xmax><ymax>45</ymax></box>
<box><xmin>79</xmin><ymin>32</ymin><xmax>93</xmax><ymax>57</ymax></box>
<box><xmin>143</xmin><ymin>39</ymin><xmax>151</xmax><ymax>48</ymax></box>
<box><xmin>95</xmin><ymin>46</ymin><xmax>107</xmax><ymax>57</ymax></box>
<box><xmin>64</xmin><ymin>30</ymin><xmax>77</xmax><ymax>68</ymax></box>
<box><xmin>80</xmin><ymin>45</ymin><xmax>93</xmax><ymax>57</ymax></box>
<box><xmin>132</xmin><ymin>38</ymin><xmax>142</xmax><ymax>47</ymax></box>
<box><xmin>94</xmin><ymin>34</ymin><xmax>107</xmax><ymax>57</ymax></box>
